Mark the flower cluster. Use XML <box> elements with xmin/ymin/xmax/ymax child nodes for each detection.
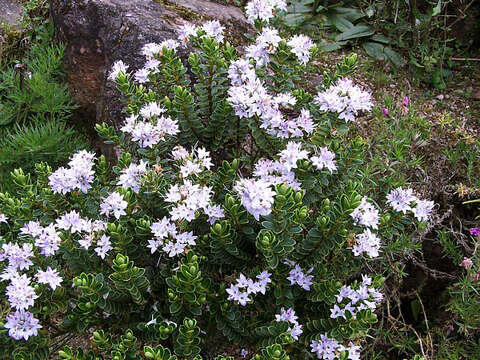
<box><xmin>148</xmin><ymin>218</ymin><xmax>197</xmax><ymax>257</ymax></box>
<box><xmin>226</xmin><ymin>271</ymin><xmax>272</xmax><ymax>306</ymax></box>
<box><xmin>177</xmin><ymin>20</ymin><xmax>225</xmax><ymax>45</ymax></box>
<box><xmin>234</xmin><ymin>178</ymin><xmax>276</xmax><ymax>221</ymax></box>
<box><xmin>311</xmin><ymin>147</ymin><xmax>337</xmax><ymax>173</ymax></box>
<box><xmin>287</xmin><ymin>263</ymin><xmax>314</xmax><ymax>291</ymax></box>
<box><xmin>20</xmin><ymin>221</ymin><xmax>62</xmax><ymax>257</ymax></box>
<box><xmin>100</xmin><ymin>192</ymin><xmax>128</xmax><ymax>219</ymax></box>
<box><xmin>35</xmin><ymin>267</ymin><xmax>62</xmax><ymax>290</ymax></box>
<box><xmin>48</xmin><ymin>150</ymin><xmax>96</xmax><ymax>194</ymax></box>
<box><xmin>4</xmin><ymin>309</ymin><xmax>42</xmax><ymax>341</ymax></box>
<box><xmin>245</xmin><ymin>0</ymin><xmax>287</xmax><ymax>24</ymax></box>
<box><xmin>120</xmin><ymin>111</ymin><xmax>180</xmax><ymax>149</ymax></box>
<box><xmin>254</xmin><ymin>158</ymin><xmax>301</xmax><ymax>191</ymax></box>
<box><xmin>108</xmin><ymin>60</ymin><xmax>129</xmax><ymax>81</ymax></box>
<box><xmin>329</xmin><ymin>275</ymin><xmax>383</xmax><ymax>320</ymax></box>
<box><xmin>352</xmin><ymin>229</ymin><xmax>381</xmax><ymax>258</ymax></box>
<box><xmin>386</xmin><ymin>187</ymin><xmax>434</xmax><ymax>221</ymax></box>
<box><xmin>275</xmin><ymin>307</ymin><xmax>303</xmax><ymax>341</ymax></box>
<box><xmin>117</xmin><ymin>160</ymin><xmax>148</xmax><ymax>193</ymax></box>
<box><xmin>310</xmin><ymin>334</ymin><xmax>361</xmax><ymax>360</ymax></box>
<box><xmin>287</xmin><ymin>34</ymin><xmax>314</xmax><ymax>65</ymax></box>
<box><xmin>172</xmin><ymin>146</ymin><xmax>213</xmax><ymax>178</ymax></box>
<box><xmin>165</xmin><ymin>180</ymin><xmax>217</xmax><ymax>222</ymax></box>
<box><xmin>314</xmin><ymin>78</ymin><xmax>373</xmax><ymax>122</ymax></box>
<box><xmin>350</xmin><ymin>197</ymin><xmax>379</xmax><ymax>229</ymax></box>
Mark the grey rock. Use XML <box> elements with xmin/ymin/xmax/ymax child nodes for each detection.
<box><xmin>0</xmin><ymin>0</ymin><xmax>22</xmax><ymax>26</ymax></box>
<box><xmin>50</xmin><ymin>0</ymin><xmax>250</xmax><ymax>138</ymax></box>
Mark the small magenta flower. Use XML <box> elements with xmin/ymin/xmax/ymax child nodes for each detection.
<box><xmin>382</xmin><ymin>108</ymin><xmax>389</xmax><ymax>117</ymax></box>
<box><xmin>459</xmin><ymin>257</ymin><xmax>473</xmax><ymax>269</ymax></box>
<box><xmin>470</xmin><ymin>228</ymin><xmax>480</xmax><ymax>237</ymax></box>
<box><xmin>401</xmin><ymin>96</ymin><xmax>409</xmax><ymax>114</ymax></box>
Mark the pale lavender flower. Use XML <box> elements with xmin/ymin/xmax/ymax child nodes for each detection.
<box><xmin>275</xmin><ymin>307</ymin><xmax>298</xmax><ymax>324</ymax></box>
<box><xmin>171</xmin><ymin>145</ymin><xmax>189</xmax><ymax>160</ymax></box>
<box><xmin>412</xmin><ymin>199</ymin><xmax>434</xmax><ymax>222</ymax></box>
<box><xmin>159</xmin><ymin>39</ymin><xmax>180</xmax><ymax>52</ymax></box>
<box><xmin>352</xmin><ymin>229</ymin><xmax>381</xmax><ymax>258</ymax></box>
<box><xmin>140</xmin><ymin>102</ymin><xmax>166</xmax><ymax>119</ymax></box>
<box><xmin>178</xmin><ymin>23</ymin><xmax>198</xmax><ymax>44</ymax></box>
<box><xmin>134</xmin><ymin>68</ymin><xmax>150</xmax><ymax>84</ymax></box>
<box><xmin>4</xmin><ymin>310</ymin><xmax>42</xmax><ymax>341</ymax></box>
<box><xmin>234</xmin><ymin>178</ymin><xmax>275</xmax><ymax>220</ymax></box>
<box><xmin>201</xmin><ymin>20</ymin><xmax>225</xmax><ymax>42</ymax></box>
<box><xmin>0</xmin><ymin>213</ymin><xmax>8</xmax><ymax>223</ymax></box>
<box><xmin>350</xmin><ymin>197</ymin><xmax>379</xmax><ymax>229</ymax></box>
<box><xmin>228</xmin><ymin>58</ymin><xmax>256</xmax><ymax>86</ymax></box>
<box><xmin>310</xmin><ymin>334</ymin><xmax>340</xmax><ymax>360</ymax></box>
<box><xmin>34</xmin><ymin>224</ymin><xmax>62</xmax><ymax>257</ymax></box>
<box><xmin>204</xmin><ymin>204</ymin><xmax>225</xmax><ymax>224</ymax></box>
<box><xmin>311</xmin><ymin>147</ymin><xmax>337</xmax><ymax>173</ymax></box>
<box><xmin>314</xmin><ymin>78</ymin><xmax>373</xmax><ymax>122</ymax></box>
<box><xmin>35</xmin><ymin>267</ymin><xmax>62</xmax><ymax>290</ymax></box>
<box><xmin>279</xmin><ymin>141</ymin><xmax>309</xmax><ymax>171</ymax></box>
<box><xmin>20</xmin><ymin>221</ymin><xmax>43</xmax><ymax>238</ymax></box>
<box><xmin>100</xmin><ymin>192</ymin><xmax>128</xmax><ymax>219</ymax></box>
<box><xmin>94</xmin><ymin>234</ymin><xmax>113</xmax><ymax>259</ymax></box>
<box><xmin>6</xmin><ymin>274</ymin><xmax>38</xmax><ymax>310</ymax></box>
<box><xmin>287</xmin><ymin>264</ymin><xmax>313</xmax><ymax>291</ymax></box>
<box><xmin>245</xmin><ymin>0</ymin><xmax>287</xmax><ymax>24</ymax></box>
<box><xmin>256</xmin><ymin>27</ymin><xmax>282</xmax><ymax>51</ymax></box>
<box><xmin>117</xmin><ymin>160</ymin><xmax>148</xmax><ymax>193</ymax></box>
<box><xmin>49</xmin><ymin>150</ymin><xmax>96</xmax><ymax>194</ymax></box>
<box><xmin>386</xmin><ymin>187</ymin><xmax>416</xmax><ymax>214</ymax></box>
<box><xmin>141</xmin><ymin>43</ymin><xmax>162</xmax><ymax>58</ymax></box>
<box><xmin>253</xmin><ymin>159</ymin><xmax>301</xmax><ymax>191</ymax></box>
<box><xmin>1</xmin><ymin>243</ymin><xmax>34</xmax><ymax>271</ymax></box>
<box><xmin>108</xmin><ymin>60</ymin><xmax>129</xmax><ymax>81</ymax></box>
<box><xmin>56</xmin><ymin>210</ymin><xmax>87</xmax><ymax>233</ymax></box>
<box><xmin>150</xmin><ymin>217</ymin><xmax>177</xmax><ymax>240</ymax></box>
<box><xmin>287</xmin><ymin>34</ymin><xmax>314</xmax><ymax>65</ymax></box>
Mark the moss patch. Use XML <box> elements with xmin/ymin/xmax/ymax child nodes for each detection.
<box><xmin>155</xmin><ymin>0</ymin><xmax>210</xmax><ymax>22</ymax></box>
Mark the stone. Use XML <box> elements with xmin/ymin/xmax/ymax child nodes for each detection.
<box><xmin>49</xmin><ymin>0</ymin><xmax>250</xmax><ymax>139</ymax></box>
<box><xmin>0</xmin><ymin>0</ymin><xmax>22</xmax><ymax>26</ymax></box>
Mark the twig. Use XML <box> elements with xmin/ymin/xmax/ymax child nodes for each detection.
<box><xmin>449</xmin><ymin>0</ymin><xmax>475</xmax><ymax>28</ymax></box>
<box><xmin>415</xmin><ymin>290</ymin><xmax>434</xmax><ymax>358</ymax></box>
<box><xmin>451</xmin><ymin>57</ymin><xmax>480</xmax><ymax>62</ymax></box>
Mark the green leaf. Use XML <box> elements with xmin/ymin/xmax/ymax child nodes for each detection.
<box><xmin>335</xmin><ymin>25</ymin><xmax>374</xmax><ymax>41</ymax></box>
<box><xmin>330</xmin><ymin>16</ymin><xmax>354</xmax><ymax>32</ymax></box>
<box><xmin>318</xmin><ymin>41</ymin><xmax>347</xmax><ymax>52</ymax></box>
<box><xmin>432</xmin><ymin>0</ymin><xmax>442</xmax><ymax>16</ymax></box>
<box><xmin>370</xmin><ymin>34</ymin><xmax>391</xmax><ymax>44</ymax></box>
<box><xmin>362</xmin><ymin>42</ymin><xmax>405</xmax><ymax>67</ymax></box>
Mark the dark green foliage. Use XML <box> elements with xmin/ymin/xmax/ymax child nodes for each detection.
<box><xmin>0</xmin><ymin>43</ymin><xmax>74</xmax><ymax>126</ymax></box>
<box><xmin>166</xmin><ymin>252</ymin><xmax>206</xmax><ymax>317</ymax></box>
<box><xmin>253</xmin><ymin>344</ymin><xmax>289</xmax><ymax>360</ymax></box>
<box><xmin>174</xmin><ymin>318</ymin><xmax>202</xmax><ymax>359</ymax></box>
<box><xmin>109</xmin><ymin>254</ymin><xmax>150</xmax><ymax>306</ymax></box>
<box><xmin>0</xmin><ymin>117</ymin><xmax>89</xmax><ymax>192</ymax></box>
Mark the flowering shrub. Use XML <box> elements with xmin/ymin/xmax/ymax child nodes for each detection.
<box><xmin>0</xmin><ymin>1</ymin><xmax>434</xmax><ymax>359</ymax></box>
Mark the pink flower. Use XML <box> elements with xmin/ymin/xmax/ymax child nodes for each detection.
<box><xmin>402</xmin><ymin>96</ymin><xmax>409</xmax><ymax>107</ymax></box>
<box><xmin>382</xmin><ymin>108</ymin><xmax>389</xmax><ymax>117</ymax></box>
<box><xmin>470</xmin><ymin>228</ymin><xmax>480</xmax><ymax>237</ymax></box>
<box><xmin>459</xmin><ymin>257</ymin><xmax>473</xmax><ymax>269</ymax></box>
